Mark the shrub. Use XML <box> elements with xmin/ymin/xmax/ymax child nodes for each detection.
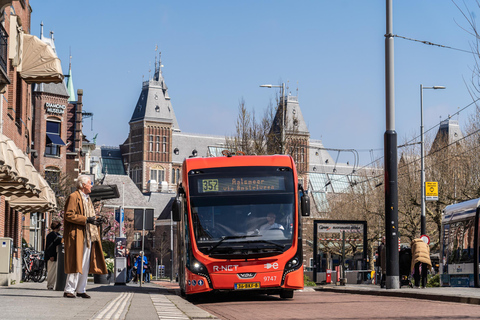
<box><xmin>102</xmin><ymin>240</ymin><xmax>115</xmax><ymax>258</ymax></box>
<box><xmin>304</xmin><ymin>274</ymin><xmax>316</xmax><ymax>286</ymax></box>
<box><xmin>427</xmin><ymin>274</ymin><xmax>440</xmax><ymax>287</ymax></box>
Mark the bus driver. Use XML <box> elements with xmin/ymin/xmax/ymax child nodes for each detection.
<box><xmin>259</xmin><ymin>213</ymin><xmax>284</xmax><ymax>231</ymax></box>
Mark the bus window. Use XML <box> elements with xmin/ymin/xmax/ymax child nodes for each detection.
<box><xmin>446</xmin><ymin>219</ymin><xmax>475</xmax><ymax>264</ymax></box>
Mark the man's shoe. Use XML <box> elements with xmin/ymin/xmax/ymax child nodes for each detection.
<box><xmin>76</xmin><ymin>292</ymin><xmax>91</xmax><ymax>299</ymax></box>
<box><xmin>63</xmin><ymin>292</ymin><xmax>76</xmax><ymax>298</ymax></box>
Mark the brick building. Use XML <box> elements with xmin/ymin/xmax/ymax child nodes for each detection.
<box><xmin>0</xmin><ymin>0</ymin><xmax>63</xmax><ymax>286</ymax></box>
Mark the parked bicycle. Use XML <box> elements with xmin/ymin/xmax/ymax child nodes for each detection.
<box><xmin>22</xmin><ymin>247</ymin><xmax>46</xmax><ymax>283</ymax></box>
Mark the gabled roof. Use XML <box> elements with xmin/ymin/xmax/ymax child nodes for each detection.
<box><xmin>102</xmin><ymin>174</ymin><xmax>149</xmax><ymax>208</ymax></box>
<box><xmin>129</xmin><ymin>60</ymin><xmax>180</xmax><ymax>130</ymax></box>
<box><xmin>283</xmin><ymin>95</ymin><xmax>309</xmax><ymax>135</ymax></box>
<box><xmin>431</xmin><ymin>119</ymin><xmax>464</xmax><ymax>152</ymax></box>
<box><xmin>171</xmin><ymin>131</ymin><xmax>226</xmax><ymax>164</ymax></box>
<box><xmin>144</xmin><ymin>192</ymin><xmax>175</xmax><ymax>219</ymax></box>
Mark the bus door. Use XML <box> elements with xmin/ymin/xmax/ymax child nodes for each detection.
<box><xmin>475</xmin><ymin>207</ymin><xmax>480</xmax><ymax>288</ymax></box>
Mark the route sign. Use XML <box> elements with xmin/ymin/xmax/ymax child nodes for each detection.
<box><xmin>425</xmin><ymin>182</ymin><xmax>438</xmax><ymax>201</ymax></box>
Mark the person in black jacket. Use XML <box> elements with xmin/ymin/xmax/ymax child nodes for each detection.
<box><xmin>45</xmin><ymin>221</ymin><xmax>62</xmax><ymax>290</ymax></box>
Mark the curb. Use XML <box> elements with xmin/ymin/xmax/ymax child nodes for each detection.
<box><xmin>314</xmin><ymin>286</ymin><xmax>480</xmax><ymax>305</ymax></box>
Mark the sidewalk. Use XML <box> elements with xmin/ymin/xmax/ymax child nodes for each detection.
<box><xmin>315</xmin><ymin>284</ymin><xmax>480</xmax><ymax>305</ymax></box>
<box><xmin>0</xmin><ymin>279</ymin><xmax>218</xmax><ymax>320</ymax></box>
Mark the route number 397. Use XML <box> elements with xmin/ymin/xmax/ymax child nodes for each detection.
<box><xmin>202</xmin><ymin>179</ymin><xmax>218</xmax><ymax>192</ymax></box>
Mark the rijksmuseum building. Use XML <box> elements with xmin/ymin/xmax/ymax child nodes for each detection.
<box><xmin>94</xmin><ymin>53</ymin><xmax>368</xmax><ymax>277</ymax></box>
<box><xmin>96</xmin><ymin>54</ymin><xmax>462</xmax><ymax>278</ymax></box>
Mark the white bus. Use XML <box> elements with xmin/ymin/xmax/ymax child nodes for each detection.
<box><xmin>441</xmin><ymin>198</ymin><xmax>480</xmax><ymax>287</ymax></box>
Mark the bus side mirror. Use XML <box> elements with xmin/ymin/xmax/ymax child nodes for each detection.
<box><xmin>172</xmin><ymin>198</ymin><xmax>181</xmax><ymax>222</ymax></box>
<box><xmin>301</xmin><ymin>193</ymin><xmax>310</xmax><ymax>216</ymax></box>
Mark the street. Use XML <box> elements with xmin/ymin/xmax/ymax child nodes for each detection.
<box><xmin>194</xmin><ymin>289</ymin><xmax>480</xmax><ymax>320</ymax></box>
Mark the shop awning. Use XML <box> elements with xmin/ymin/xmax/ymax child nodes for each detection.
<box><xmin>46</xmin><ymin>133</ymin><xmax>66</xmax><ymax>146</ymax></box>
<box><xmin>0</xmin><ymin>134</ymin><xmax>41</xmax><ymax>197</ymax></box>
<box><xmin>0</xmin><ymin>133</ymin><xmax>43</xmax><ymax>198</ymax></box>
<box><xmin>19</xmin><ymin>34</ymin><xmax>64</xmax><ymax>84</ymax></box>
<box><xmin>9</xmin><ymin>174</ymin><xmax>57</xmax><ymax>213</ymax></box>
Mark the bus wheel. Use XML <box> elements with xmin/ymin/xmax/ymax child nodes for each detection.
<box><xmin>280</xmin><ymin>289</ymin><xmax>294</xmax><ymax>299</ymax></box>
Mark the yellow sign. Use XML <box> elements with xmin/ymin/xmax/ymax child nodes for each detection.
<box><xmin>425</xmin><ymin>181</ymin><xmax>438</xmax><ymax>200</ymax></box>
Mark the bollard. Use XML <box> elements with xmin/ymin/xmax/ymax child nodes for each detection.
<box><xmin>55</xmin><ymin>243</ymin><xmax>66</xmax><ymax>291</ymax></box>
<box><xmin>326</xmin><ymin>269</ymin><xmax>332</xmax><ymax>284</ymax></box>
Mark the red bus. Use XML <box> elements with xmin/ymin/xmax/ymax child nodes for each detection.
<box><xmin>172</xmin><ymin>154</ymin><xmax>310</xmax><ymax>299</ymax></box>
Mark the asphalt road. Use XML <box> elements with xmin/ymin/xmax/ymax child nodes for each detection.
<box><xmin>193</xmin><ymin>289</ymin><xmax>480</xmax><ymax>320</ymax></box>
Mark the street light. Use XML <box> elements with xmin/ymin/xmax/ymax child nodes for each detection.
<box><xmin>420</xmin><ymin>84</ymin><xmax>446</xmax><ymax>236</ymax></box>
<box><xmin>260</xmin><ymin>83</ymin><xmax>286</xmax><ymax>154</ymax></box>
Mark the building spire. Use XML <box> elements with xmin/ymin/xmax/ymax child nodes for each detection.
<box><xmin>40</xmin><ymin>21</ymin><xmax>43</xmax><ymax>38</ymax></box>
<box><xmin>66</xmin><ymin>51</ymin><xmax>75</xmax><ymax>102</ymax></box>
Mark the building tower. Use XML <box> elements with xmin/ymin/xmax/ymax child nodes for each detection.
<box><xmin>268</xmin><ymin>91</ymin><xmax>310</xmax><ymax>181</ymax></box>
<box><xmin>123</xmin><ymin>52</ymin><xmax>180</xmax><ymax>192</ymax></box>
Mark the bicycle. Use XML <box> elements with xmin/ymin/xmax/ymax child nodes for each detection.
<box><xmin>22</xmin><ymin>248</ymin><xmax>46</xmax><ymax>283</ymax></box>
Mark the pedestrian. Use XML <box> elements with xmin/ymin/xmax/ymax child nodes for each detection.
<box><xmin>63</xmin><ymin>175</ymin><xmax>108</xmax><ymax>298</ymax></box>
<box><xmin>145</xmin><ymin>261</ymin><xmax>151</xmax><ymax>283</ymax></box>
<box><xmin>378</xmin><ymin>237</ymin><xmax>386</xmax><ymax>288</ymax></box>
<box><xmin>44</xmin><ymin>221</ymin><xmax>62</xmax><ymax>290</ymax></box>
<box><xmin>125</xmin><ymin>248</ymin><xmax>132</xmax><ymax>283</ymax></box>
<box><xmin>411</xmin><ymin>238</ymin><xmax>432</xmax><ymax>288</ymax></box>
<box><xmin>134</xmin><ymin>254</ymin><xmax>148</xmax><ymax>284</ymax></box>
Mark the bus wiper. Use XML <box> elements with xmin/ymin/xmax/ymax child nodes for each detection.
<box><xmin>207</xmin><ymin>235</ymin><xmax>261</xmax><ymax>254</ymax></box>
<box><xmin>243</xmin><ymin>240</ymin><xmax>285</xmax><ymax>250</ymax></box>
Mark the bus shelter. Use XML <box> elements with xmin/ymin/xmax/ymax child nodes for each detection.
<box><xmin>312</xmin><ymin>220</ymin><xmax>367</xmax><ymax>284</ymax></box>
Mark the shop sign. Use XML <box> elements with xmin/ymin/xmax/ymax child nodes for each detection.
<box><xmin>44</xmin><ymin>102</ymin><xmax>66</xmax><ymax>114</ymax></box>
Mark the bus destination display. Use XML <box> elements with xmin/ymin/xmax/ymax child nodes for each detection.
<box><xmin>199</xmin><ymin>176</ymin><xmax>285</xmax><ymax>193</ymax></box>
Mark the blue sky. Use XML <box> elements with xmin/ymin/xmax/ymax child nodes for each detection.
<box><xmin>30</xmin><ymin>1</ymin><xmax>477</xmax><ymax>165</ymax></box>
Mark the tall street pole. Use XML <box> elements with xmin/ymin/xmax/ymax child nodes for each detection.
<box><xmin>385</xmin><ymin>0</ymin><xmax>399</xmax><ymax>289</ymax></box>
<box><xmin>420</xmin><ymin>84</ymin><xmax>426</xmax><ymax>236</ymax></box>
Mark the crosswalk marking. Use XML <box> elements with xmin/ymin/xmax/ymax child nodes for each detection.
<box><xmin>92</xmin><ymin>292</ymin><xmax>133</xmax><ymax>320</ymax></box>
<box><xmin>151</xmin><ymin>294</ymin><xmax>189</xmax><ymax>320</ymax></box>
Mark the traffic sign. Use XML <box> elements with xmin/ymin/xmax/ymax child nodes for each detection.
<box><xmin>425</xmin><ymin>182</ymin><xmax>438</xmax><ymax>201</ymax></box>
<box><xmin>420</xmin><ymin>234</ymin><xmax>430</xmax><ymax>245</ymax></box>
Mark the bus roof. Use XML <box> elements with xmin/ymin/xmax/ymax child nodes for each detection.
<box><xmin>443</xmin><ymin>198</ymin><xmax>480</xmax><ymax>223</ymax></box>
<box><xmin>183</xmin><ymin>155</ymin><xmax>295</xmax><ymax>171</ymax></box>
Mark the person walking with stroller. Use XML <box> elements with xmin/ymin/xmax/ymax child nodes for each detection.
<box><xmin>411</xmin><ymin>238</ymin><xmax>432</xmax><ymax>288</ymax></box>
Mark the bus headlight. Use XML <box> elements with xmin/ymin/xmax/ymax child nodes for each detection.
<box><xmin>286</xmin><ymin>258</ymin><xmax>299</xmax><ymax>269</ymax></box>
<box><xmin>188</xmin><ymin>258</ymin><xmax>212</xmax><ymax>287</ymax></box>
<box><xmin>191</xmin><ymin>260</ymin><xmax>207</xmax><ymax>274</ymax></box>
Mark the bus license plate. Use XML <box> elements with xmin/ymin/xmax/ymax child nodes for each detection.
<box><xmin>235</xmin><ymin>282</ymin><xmax>260</xmax><ymax>290</ymax></box>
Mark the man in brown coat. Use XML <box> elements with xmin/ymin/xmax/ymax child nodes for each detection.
<box><xmin>63</xmin><ymin>175</ymin><xmax>107</xmax><ymax>298</ymax></box>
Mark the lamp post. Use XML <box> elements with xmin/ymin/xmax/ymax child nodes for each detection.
<box><xmin>260</xmin><ymin>83</ymin><xmax>286</xmax><ymax>154</ymax></box>
<box><xmin>420</xmin><ymin>84</ymin><xmax>445</xmax><ymax>236</ymax></box>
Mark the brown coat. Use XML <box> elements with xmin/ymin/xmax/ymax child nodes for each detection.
<box><xmin>63</xmin><ymin>191</ymin><xmax>107</xmax><ymax>275</ymax></box>
<box><xmin>411</xmin><ymin>238</ymin><xmax>432</xmax><ymax>271</ymax></box>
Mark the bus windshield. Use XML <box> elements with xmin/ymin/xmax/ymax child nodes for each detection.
<box><xmin>188</xmin><ymin>166</ymin><xmax>295</xmax><ymax>258</ymax></box>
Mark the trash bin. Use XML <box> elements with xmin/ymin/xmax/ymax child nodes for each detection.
<box><xmin>326</xmin><ymin>269</ymin><xmax>332</xmax><ymax>284</ymax></box>
<box><xmin>55</xmin><ymin>243</ymin><xmax>66</xmax><ymax>291</ymax></box>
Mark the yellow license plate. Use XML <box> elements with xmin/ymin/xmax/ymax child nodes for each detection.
<box><xmin>235</xmin><ymin>282</ymin><xmax>260</xmax><ymax>290</ymax></box>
